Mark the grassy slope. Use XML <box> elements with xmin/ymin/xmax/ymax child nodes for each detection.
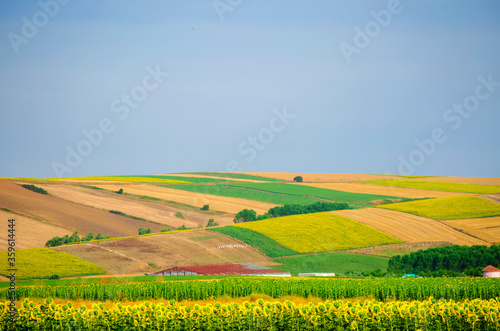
<box><xmin>227</xmin><ymin>182</ymin><xmax>402</xmax><ymax>207</ymax></box>
<box><xmin>134</xmin><ymin>175</ymin><xmax>229</xmax><ymax>183</ymax></box>
<box><xmin>235</xmin><ymin>213</ymin><xmax>402</xmax><ymax>253</ymax></box>
<box><xmin>0</xmin><ymin>248</ymin><xmax>106</xmax><ymax>280</ymax></box>
<box><xmin>208</xmin><ymin>227</ymin><xmax>299</xmax><ymax>258</ymax></box>
<box><xmin>273</xmin><ymin>253</ymin><xmax>390</xmax><ymax>276</ymax></box>
<box><xmin>365</xmin><ymin>179</ymin><xmax>500</xmax><ymax>194</ymax></box>
<box><xmin>158</xmin><ymin>184</ymin><xmax>323</xmax><ymax>206</ymax></box>
<box><xmin>378</xmin><ymin>196</ymin><xmax>500</xmax><ymax>220</ymax></box>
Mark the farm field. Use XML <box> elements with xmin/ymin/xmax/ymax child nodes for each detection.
<box><xmin>3</xmin><ymin>297</ymin><xmax>499</xmax><ymax>330</ymax></box>
<box><xmin>273</xmin><ymin>253</ymin><xmax>390</xmax><ymax>276</ymax></box>
<box><xmin>0</xmin><ymin>248</ymin><xmax>105</xmax><ymax>280</ymax></box>
<box><xmin>410</xmin><ymin>176</ymin><xmax>500</xmax><ymax>186</ymax></box>
<box><xmin>302</xmin><ymin>182</ymin><xmax>463</xmax><ymax>199</ymax></box>
<box><xmin>35</xmin><ymin>183</ymin><xmax>233</xmax><ymax>228</ymax></box>
<box><xmin>332</xmin><ymin>208</ymin><xmax>488</xmax><ymax>245</ymax></box>
<box><xmin>242</xmin><ymin>172</ymin><xmax>402</xmax><ymax>182</ymax></box>
<box><xmin>365</xmin><ymin>179</ymin><xmax>500</xmax><ymax>194</ymax></box>
<box><xmin>208</xmin><ymin>226</ymin><xmax>299</xmax><ymax>258</ymax></box>
<box><xmin>0</xmin><ymin>210</ymin><xmax>71</xmax><ymax>250</ymax></box>
<box><xmin>378</xmin><ymin>195</ymin><xmax>500</xmax><ymax>220</ymax></box>
<box><xmin>169</xmin><ymin>172</ymin><xmax>281</xmax><ymax>182</ymax></box>
<box><xmin>55</xmin><ymin>230</ymin><xmax>274</xmax><ymax>275</ymax></box>
<box><xmin>234</xmin><ymin>213</ymin><xmax>402</xmax><ymax>253</ymax></box>
<box><xmin>443</xmin><ymin>216</ymin><xmax>500</xmax><ymax>244</ymax></box>
<box><xmin>226</xmin><ymin>182</ymin><xmax>402</xmax><ymax>207</ymax></box>
<box><xmin>92</xmin><ymin>183</ymin><xmax>277</xmax><ymax>215</ymax></box>
<box><xmin>4</xmin><ymin>277</ymin><xmax>499</xmax><ymax>302</ymax></box>
<box><xmin>48</xmin><ymin>176</ymin><xmax>190</xmax><ymax>184</ymax></box>
<box><xmin>159</xmin><ymin>183</ymin><xmax>325</xmax><ymax>206</ymax></box>
<box><xmin>0</xmin><ymin>180</ymin><xmax>164</xmax><ymax>237</ymax></box>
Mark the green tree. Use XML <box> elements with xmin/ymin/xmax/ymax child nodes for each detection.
<box><xmin>233</xmin><ymin>209</ymin><xmax>257</xmax><ymax>223</ymax></box>
<box><xmin>293</xmin><ymin>176</ymin><xmax>303</xmax><ymax>182</ymax></box>
<box><xmin>207</xmin><ymin>219</ymin><xmax>219</xmax><ymax>227</ymax></box>
<box><xmin>117</xmin><ymin>188</ymin><xmax>123</xmax><ymax>194</ymax></box>
<box><xmin>201</xmin><ymin>204</ymin><xmax>209</xmax><ymax>211</ymax></box>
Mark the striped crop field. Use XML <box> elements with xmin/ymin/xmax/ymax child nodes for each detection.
<box><xmin>364</xmin><ymin>179</ymin><xmax>500</xmax><ymax>194</ymax></box>
<box><xmin>233</xmin><ymin>213</ymin><xmax>401</xmax><ymax>253</ymax></box>
<box><xmin>378</xmin><ymin>196</ymin><xmax>500</xmax><ymax>220</ymax></box>
<box><xmin>51</xmin><ymin>176</ymin><xmax>190</xmax><ymax>184</ymax></box>
<box><xmin>226</xmin><ymin>182</ymin><xmax>402</xmax><ymax>207</ymax></box>
<box><xmin>159</xmin><ymin>183</ymin><xmax>323</xmax><ymax>206</ymax></box>
<box><xmin>0</xmin><ymin>248</ymin><xmax>106</xmax><ymax>280</ymax></box>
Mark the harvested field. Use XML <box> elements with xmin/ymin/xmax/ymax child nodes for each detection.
<box><xmin>411</xmin><ymin>176</ymin><xmax>500</xmax><ymax>186</ymax></box>
<box><xmin>0</xmin><ymin>180</ymin><xmax>164</xmax><ymax>237</ymax></box>
<box><xmin>298</xmin><ymin>183</ymin><xmax>462</xmax><ymax>199</ymax></box>
<box><xmin>331</xmin><ymin>208</ymin><xmax>487</xmax><ymax>246</ymax></box>
<box><xmin>55</xmin><ymin>230</ymin><xmax>274</xmax><ymax>275</ymax></box>
<box><xmin>0</xmin><ymin>210</ymin><xmax>71</xmax><ymax>250</ymax></box>
<box><xmin>243</xmin><ymin>173</ymin><xmax>400</xmax><ymax>182</ymax></box>
<box><xmin>92</xmin><ymin>184</ymin><xmax>276</xmax><ymax>215</ymax></box>
<box><xmin>482</xmin><ymin>193</ymin><xmax>500</xmax><ymax>204</ymax></box>
<box><xmin>443</xmin><ymin>217</ymin><xmax>500</xmax><ymax>244</ymax></box>
<box><xmin>35</xmin><ymin>184</ymin><xmax>233</xmax><ymax>228</ymax></box>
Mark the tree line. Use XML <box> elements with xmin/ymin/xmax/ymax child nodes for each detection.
<box><xmin>233</xmin><ymin>201</ymin><xmax>350</xmax><ymax>223</ymax></box>
<box><xmin>45</xmin><ymin>231</ymin><xmax>110</xmax><ymax>247</ymax></box>
<box><xmin>388</xmin><ymin>245</ymin><xmax>500</xmax><ymax>277</ymax></box>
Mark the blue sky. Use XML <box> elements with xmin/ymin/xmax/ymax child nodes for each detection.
<box><xmin>0</xmin><ymin>0</ymin><xmax>499</xmax><ymax>178</ymax></box>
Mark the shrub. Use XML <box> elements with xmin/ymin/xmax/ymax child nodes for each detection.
<box><xmin>178</xmin><ymin>225</ymin><xmax>190</xmax><ymax>230</ymax></box>
<box><xmin>293</xmin><ymin>176</ymin><xmax>303</xmax><ymax>183</ymax></box>
<box><xmin>161</xmin><ymin>227</ymin><xmax>171</xmax><ymax>232</ymax></box>
<box><xmin>21</xmin><ymin>184</ymin><xmax>48</xmax><ymax>195</ymax></box>
<box><xmin>207</xmin><ymin>219</ymin><xmax>219</xmax><ymax>227</ymax></box>
<box><xmin>117</xmin><ymin>188</ymin><xmax>124</xmax><ymax>194</ymax></box>
<box><xmin>201</xmin><ymin>204</ymin><xmax>210</xmax><ymax>211</ymax></box>
<box><xmin>138</xmin><ymin>227</ymin><xmax>152</xmax><ymax>235</ymax></box>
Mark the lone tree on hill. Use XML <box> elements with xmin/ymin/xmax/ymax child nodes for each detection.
<box><xmin>293</xmin><ymin>176</ymin><xmax>303</xmax><ymax>182</ymax></box>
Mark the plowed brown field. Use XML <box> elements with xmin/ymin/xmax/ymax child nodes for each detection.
<box><xmin>243</xmin><ymin>173</ymin><xmax>401</xmax><ymax>182</ymax></box>
<box><xmin>331</xmin><ymin>208</ymin><xmax>487</xmax><ymax>246</ymax></box>
<box><xmin>299</xmin><ymin>183</ymin><xmax>462</xmax><ymax>199</ymax></box>
<box><xmin>92</xmin><ymin>184</ymin><xmax>276</xmax><ymax>215</ymax></box>
<box><xmin>0</xmin><ymin>210</ymin><xmax>71</xmax><ymax>249</ymax></box>
<box><xmin>35</xmin><ymin>184</ymin><xmax>233</xmax><ymax>228</ymax></box>
<box><xmin>0</xmin><ymin>180</ymin><xmax>164</xmax><ymax>237</ymax></box>
<box><xmin>443</xmin><ymin>217</ymin><xmax>500</xmax><ymax>244</ymax></box>
<box><xmin>55</xmin><ymin>230</ymin><xmax>273</xmax><ymax>274</ymax></box>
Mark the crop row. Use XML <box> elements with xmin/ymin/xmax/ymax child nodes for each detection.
<box><xmin>2</xmin><ymin>298</ymin><xmax>499</xmax><ymax>330</ymax></box>
<box><xmin>2</xmin><ymin>278</ymin><xmax>499</xmax><ymax>302</ymax></box>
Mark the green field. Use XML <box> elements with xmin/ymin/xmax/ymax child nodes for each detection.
<box><xmin>133</xmin><ymin>175</ymin><xmax>230</xmax><ymax>183</ymax></box>
<box><xmin>273</xmin><ymin>253</ymin><xmax>390</xmax><ymax>276</ymax></box>
<box><xmin>208</xmin><ymin>226</ymin><xmax>299</xmax><ymax>258</ymax></box>
<box><xmin>365</xmin><ymin>179</ymin><xmax>500</xmax><ymax>194</ymax></box>
<box><xmin>227</xmin><ymin>182</ymin><xmax>402</xmax><ymax>207</ymax></box>
<box><xmin>0</xmin><ymin>248</ymin><xmax>106</xmax><ymax>280</ymax></box>
<box><xmin>378</xmin><ymin>195</ymin><xmax>500</xmax><ymax>220</ymax></box>
<box><xmin>234</xmin><ymin>213</ymin><xmax>402</xmax><ymax>253</ymax></box>
<box><xmin>159</xmin><ymin>183</ymin><xmax>324</xmax><ymax>205</ymax></box>
<box><xmin>183</xmin><ymin>172</ymin><xmax>282</xmax><ymax>181</ymax></box>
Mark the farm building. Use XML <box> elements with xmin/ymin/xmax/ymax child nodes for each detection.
<box><xmin>483</xmin><ymin>265</ymin><xmax>500</xmax><ymax>278</ymax></box>
<box><xmin>148</xmin><ymin>263</ymin><xmax>290</xmax><ymax>277</ymax></box>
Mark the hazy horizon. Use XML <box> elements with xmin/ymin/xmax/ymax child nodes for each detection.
<box><xmin>1</xmin><ymin>1</ymin><xmax>499</xmax><ymax>178</ymax></box>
